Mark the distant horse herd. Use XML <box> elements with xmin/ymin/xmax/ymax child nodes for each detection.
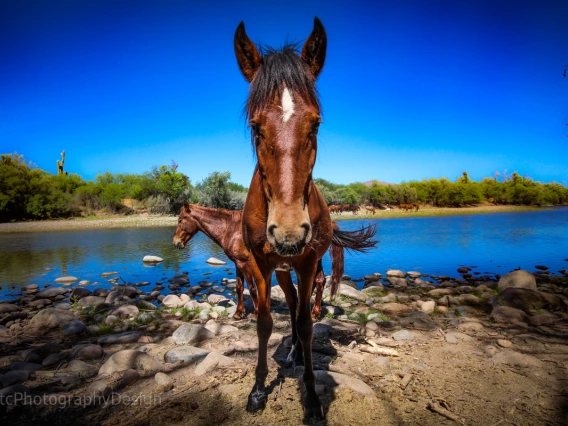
<box><xmin>329</xmin><ymin>202</ymin><xmax>421</xmax><ymax>215</ymax></box>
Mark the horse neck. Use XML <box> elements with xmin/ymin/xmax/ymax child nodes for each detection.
<box><xmin>190</xmin><ymin>206</ymin><xmax>235</xmax><ymax>247</ymax></box>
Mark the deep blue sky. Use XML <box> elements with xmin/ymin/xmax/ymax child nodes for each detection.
<box><xmin>1</xmin><ymin>0</ymin><xmax>567</xmax><ymax>187</ymax></box>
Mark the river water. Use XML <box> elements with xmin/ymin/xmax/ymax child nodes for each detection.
<box><xmin>1</xmin><ymin>208</ymin><xmax>567</xmax><ymax>300</ymax></box>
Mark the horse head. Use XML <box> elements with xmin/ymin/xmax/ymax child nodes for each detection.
<box><xmin>234</xmin><ymin>17</ymin><xmax>327</xmax><ymax>256</ymax></box>
<box><xmin>173</xmin><ymin>200</ymin><xmax>199</xmax><ymax>249</ymax></box>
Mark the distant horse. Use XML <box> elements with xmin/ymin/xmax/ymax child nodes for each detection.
<box><xmin>399</xmin><ymin>203</ymin><xmax>414</xmax><ymax>211</ymax></box>
<box><xmin>329</xmin><ymin>204</ymin><xmax>341</xmax><ymax>214</ymax></box>
<box><xmin>350</xmin><ymin>204</ymin><xmax>360</xmax><ymax>214</ymax></box>
<box><xmin>365</xmin><ymin>205</ymin><xmax>376</xmax><ymax>215</ymax></box>
<box><xmin>341</xmin><ymin>203</ymin><xmax>351</xmax><ymax>213</ymax></box>
<box><xmin>413</xmin><ymin>203</ymin><xmax>420</xmax><ymax>211</ymax></box>
<box><xmin>234</xmin><ymin>17</ymin><xmax>339</xmax><ymax>419</ymax></box>
<box><xmin>173</xmin><ymin>202</ymin><xmax>375</xmax><ymax>318</ymax></box>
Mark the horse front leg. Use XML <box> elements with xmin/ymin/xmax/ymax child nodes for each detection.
<box><xmin>237</xmin><ymin>261</ymin><xmax>259</xmax><ymax>320</ymax></box>
<box><xmin>246</xmin><ymin>264</ymin><xmax>273</xmax><ymax>413</ymax></box>
<box><xmin>311</xmin><ymin>259</ymin><xmax>325</xmax><ymax>319</ymax></box>
<box><xmin>296</xmin><ymin>261</ymin><xmax>324</xmax><ymax>420</ymax></box>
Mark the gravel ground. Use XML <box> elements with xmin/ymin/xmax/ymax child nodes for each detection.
<box><xmin>0</xmin><ymin>215</ymin><xmax>177</xmax><ymax>233</ymax></box>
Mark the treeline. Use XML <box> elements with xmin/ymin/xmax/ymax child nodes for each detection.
<box><xmin>0</xmin><ymin>153</ymin><xmax>247</xmax><ymax>222</ymax></box>
<box><xmin>315</xmin><ymin>172</ymin><xmax>568</xmax><ymax>207</ymax></box>
<box><xmin>2</xmin><ymin>153</ymin><xmax>567</xmax><ymax>223</ymax></box>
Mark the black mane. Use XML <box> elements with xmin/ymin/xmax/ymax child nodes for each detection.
<box><xmin>245</xmin><ymin>44</ymin><xmax>320</xmax><ymax>121</ymax></box>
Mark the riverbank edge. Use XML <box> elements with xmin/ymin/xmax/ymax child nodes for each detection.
<box><xmin>0</xmin><ymin>205</ymin><xmax>551</xmax><ymax>233</ymax></box>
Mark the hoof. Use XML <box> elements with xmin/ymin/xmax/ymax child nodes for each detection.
<box><xmin>304</xmin><ymin>403</ymin><xmax>325</xmax><ymax>421</ymax></box>
<box><xmin>246</xmin><ymin>388</ymin><xmax>267</xmax><ymax>413</ymax></box>
<box><xmin>232</xmin><ymin>311</ymin><xmax>243</xmax><ymax>320</ymax></box>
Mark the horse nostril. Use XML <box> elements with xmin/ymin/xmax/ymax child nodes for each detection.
<box><xmin>268</xmin><ymin>224</ymin><xmax>277</xmax><ymax>238</ymax></box>
<box><xmin>300</xmin><ymin>222</ymin><xmax>311</xmax><ymax>237</ymax></box>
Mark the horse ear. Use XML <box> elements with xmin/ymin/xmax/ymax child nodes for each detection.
<box><xmin>234</xmin><ymin>21</ymin><xmax>262</xmax><ymax>82</ymax></box>
<box><xmin>196</xmin><ymin>201</ymin><xmax>201</xmax><ymax>206</ymax></box>
<box><xmin>301</xmin><ymin>17</ymin><xmax>327</xmax><ymax>79</ymax></box>
<box><xmin>183</xmin><ymin>200</ymin><xmax>190</xmax><ymax>211</ymax></box>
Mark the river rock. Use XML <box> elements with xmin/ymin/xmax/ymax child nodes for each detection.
<box><xmin>98</xmin><ymin>331</ymin><xmax>143</xmax><ymax>345</ymax></box>
<box><xmin>194</xmin><ymin>352</ymin><xmax>234</xmax><ymax>376</ymax></box>
<box><xmin>0</xmin><ymin>370</ymin><xmax>29</xmax><ymax>387</ymax></box>
<box><xmin>55</xmin><ymin>276</ymin><xmax>79</xmax><ymax>284</ymax></box>
<box><xmin>495</xmin><ymin>287</ymin><xmax>567</xmax><ymax>313</ymax></box>
<box><xmin>24</xmin><ymin>284</ymin><xmax>39</xmax><ymax>294</ymax></box>
<box><xmin>386</xmin><ymin>270</ymin><xmax>406</xmax><ymax>278</ymax></box>
<box><xmin>314</xmin><ymin>370</ymin><xmax>375</xmax><ymax>397</ymax></box>
<box><xmin>78</xmin><ymin>296</ymin><xmax>106</xmax><ymax>307</ymax></box>
<box><xmin>204</xmin><ymin>321</ymin><xmax>239</xmax><ymax>337</ymax></box>
<box><xmin>36</xmin><ymin>287</ymin><xmax>68</xmax><ymax>298</ymax></box>
<box><xmin>99</xmin><ymin>350</ymin><xmax>164</xmax><ymax>376</ymax></box>
<box><xmin>399</xmin><ymin>311</ymin><xmax>437</xmax><ymax>330</ymax></box>
<box><xmin>27</xmin><ymin>308</ymin><xmax>77</xmax><ymax>331</ymax></box>
<box><xmin>428</xmin><ymin>288</ymin><xmax>455</xmax><ymax>297</ymax></box>
<box><xmin>0</xmin><ymin>304</ymin><xmax>19</xmax><ymax>314</ymax></box>
<box><xmin>155</xmin><ymin>372</ymin><xmax>174</xmax><ymax>391</ymax></box>
<box><xmin>172</xmin><ymin>324</ymin><xmax>215</xmax><ymax>345</ymax></box>
<box><xmin>392</xmin><ymin>329</ymin><xmax>414</xmax><ymax>341</ymax></box>
<box><xmin>338</xmin><ymin>284</ymin><xmax>368</xmax><ymax>302</ymax></box>
<box><xmin>206</xmin><ymin>257</ymin><xmax>227</xmax><ymax>265</ymax></box>
<box><xmin>162</xmin><ymin>294</ymin><xmax>183</xmax><ymax>308</ymax></box>
<box><xmin>498</xmin><ymin>270</ymin><xmax>537</xmax><ymax>292</ymax></box>
<box><xmin>63</xmin><ymin>320</ymin><xmax>86</xmax><ymax>336</ymax></box>
<box><xmin>375</xmin><ymin>302</ymin><xmax>413</xmax><ymax>317</ymax></box>
<box><xmin>490</xmin><ymin>306</ymin><xmax>529</xmax><ymax>324</ymax></box>
<box><xmin>64</xmin><ymin>360</ymin><xmax>99</xmax><ymax>378</ymax></box>
<box><xmin>419</xmin><ymin>300</ymin><xmax>436</xmax><ymax>314</ymax></box>
<box><xmin>86</xmin><ymin>380</ymin><xmax>112</xmax><ymax>398</ymax></box>
<box><xmin>143</xmin><ymin>255</ymin><xmax>163</xmax><ymax>263</ymax></box>
<box><xmin>388</xmin><ymin>277</ymin><xmax>408</xmax><ymax>289</ymax></box>
<box><xmin>407</xmin><ymin>271</ymin><xmax>422</xmax><ymax>279</ymax></box>
<box><xmin>92</xmin><ymin>289</ymin><xmax>109</xmax><ymax>298</ymax></box>
<box><xmin>111</xmin><ymin>305</ymin><xmax>139</xmax><ymax>319</ymax></box>
<box><xmin>72</xmin><ymin>344</ymin><xmax>104</xmax><ymax>360</ymax></box>
<box><xmin>164</xmin><ymin>346</ymin><xmax>209</xmax><ymax>364</ymax></box>
<box><xmin>70</xmin><ymin>288</ymin><xmax>92</xmax><ymax>300</ymax></box>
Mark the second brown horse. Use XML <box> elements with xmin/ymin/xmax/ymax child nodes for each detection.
<box><xmin>173</xmin><ymin>202</ymin><xmax>376</xmax><ymax>319</ymax></box>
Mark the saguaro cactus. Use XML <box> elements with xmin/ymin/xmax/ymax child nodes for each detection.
<box><xmin>56</xmin><ymin>150</ymin><xmax>66</xmax><ymax>175</ymax></box>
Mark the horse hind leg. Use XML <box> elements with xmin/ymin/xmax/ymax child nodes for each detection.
<box><xmin>311</xmin><ymin>260</ymin><xmax>325</xmax><ymax>319</ymax></box>
<box><xmin>275</xmin><ymin>269</ymin><xmax>303</xmax><ymax>366</ymax></box>
<box><xmin>232</xmin><ymin>268</ymin><xmax>246</xmax><ymax>320</ymax></box>
<box><xmin>296</xmin><ymin>265</ymin><xmax>324</xmax><ymax>420</ymax></box>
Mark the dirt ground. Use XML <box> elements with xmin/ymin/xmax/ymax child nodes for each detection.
<box><xmin>3</xmin><ymin>307</ymin><xmax>567</xmax><ymax>426</ymax></box>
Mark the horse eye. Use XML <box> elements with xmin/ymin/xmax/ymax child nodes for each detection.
<box><xmin>310</xmin><ymin>122</ymin><xmax>320</xmax><ymax>135</ymax></box>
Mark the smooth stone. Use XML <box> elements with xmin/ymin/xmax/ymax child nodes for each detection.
<box><xmin>498</xmin><ymin>270</ymin><xmax>537</xmax><ymax>292</ymax></box>
<box><xmin>111</xmin><ymin>305</ymin><xmax>139</xmax><ymax>319</ymax></box>
<box><xmin>155</xmin><ymin>372</ymin><xmax>174</xmax><ymax>390</ymax></box>
<box><xmin>36</xmin><ymin>287</ymin><xmax>68</xmax><ymax>298</ymax></box>
<box><xmin>194</xmin><ymin>352</ymin><xmax>234</xmax><ymax>376</ymax></box>
<box><xmin>338</xmin><ymin>284</ymin><xmax>368</xmax><ymax>302</ymax></box>
<box><xmin>97</xmin><ymin>331</ymin><xmax>143</xmax><ymax>345</ymax></box>
<box><xmin>72</xmin><ymin>344</ymin><xmax>104</xmax><ymax>360</ymax></box>
<box><xmin>172</xmin><ymin>324</ymin><xmax>215</xmax><ymax>345</ymax></box>
<box><xmin>86</xmin><ymin>380</ymin><xmax>112</xmax><ymax>397</ymax></box>
<box><xmin>119</xmin><ymin>369</ymin><xmax>140</xmax><ymax>388</ymax></box>
<box><xmin>386</xmin><ymin>270</ymin><xmax>406</xmax><ymax>278</ymax></box>
<box><xmin>164</xmin><ymin>346</ymin><xmax>209</xmax><ymax>364</ymax></box>
<box><xmin>162</xmin><ymin>294</ymin><xmax>183</xmax><ymax>308</ymax></box>
<box><xmin>78</xmin><ymin>296</ymin><xmax>106</xmax><ymax>307</ymax></box>
<box><xmin>27</xmin><ymin>308</ymin><xmax>77</xmax><ymax>331</ymax></box>
<box><xmin>99</xmin><ymin>350</ymin><xmax>165</xmax><ymax>376</ymax></box>
<box><xmin>63</xmin><ymin>320</ymin><xmax>86</xmax><ymax>336</ymax></box>
<box><xmin>0</xmin><ymin>304</ymin><xmax>20</xmax><ymax>314</ymax></box>
<box><xmin>391</xmin><ymin>329</ymin><xmax>414</xmax><ymax>341</ymax></box>
<box><xmin>206</xmin><ymin>257</ymin><xmax>227</xmax><ymax>265</ymax></box>
<box><xmin>55</xmin><ymin>276</ymin><xmax>79</xmax><ymax>283</ymax></box>
<box><xmin>143</xmin><ymin>255</ymin><xmax>163</xmax><ymax>263</ymax></box>
<box><xmin>0</xmin><ymin>370</ymin><xmax>30</xmax><ymax>387</ymax></box>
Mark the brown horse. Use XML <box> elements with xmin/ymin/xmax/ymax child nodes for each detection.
<box><xmin>365</xmin><ymin>205</ymin><xmax>376</xmax><ymax>215</ymax></box>
<box><xmin>172</xmin><ymin>202</ymin><xmax>375</xmax><ymax>319</ymax></box>
<box><xmin>235</xmin><ymin>17</ymin><xmax>332</xmax><ymax>419</ymax></box>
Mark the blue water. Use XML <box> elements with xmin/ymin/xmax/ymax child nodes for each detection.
<box><xmin>0</xmin><ymin>208</ymin><xmax>567</xmax><ymax>300</ymax></box>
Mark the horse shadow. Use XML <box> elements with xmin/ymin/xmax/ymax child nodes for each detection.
<box><xmin>261</xmin><ymin>306</ymin><xmax>350</xmax><ymax>424</ymax></box>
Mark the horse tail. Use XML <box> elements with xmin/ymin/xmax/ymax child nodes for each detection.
<box><xmin>329</xmin><ymin>234</ymin><xmax>344</xmax><ymax>300</ymax></box>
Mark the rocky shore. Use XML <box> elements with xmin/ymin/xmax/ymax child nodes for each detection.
<box><xmin>1</xmin><ymin>265</ymin><xmax>568</xmax><ymax>425</ymax></box>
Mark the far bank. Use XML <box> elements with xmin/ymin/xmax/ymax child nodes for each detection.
<box><xmin>0</xmin><ymin>205</ymin><xmax>555</xmax><ymax>233</ymax></box>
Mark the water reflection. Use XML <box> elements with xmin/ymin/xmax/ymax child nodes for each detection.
<box><xmin>1</xmin><ymin>208</ymin><xmax>567</xmax><ymax>299</ymax></box>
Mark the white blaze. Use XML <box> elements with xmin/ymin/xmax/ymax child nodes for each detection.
<box><xmin>281</xmin><ymin>88</ymin><xmax>295</xmax><ymax>122</ymax></box>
